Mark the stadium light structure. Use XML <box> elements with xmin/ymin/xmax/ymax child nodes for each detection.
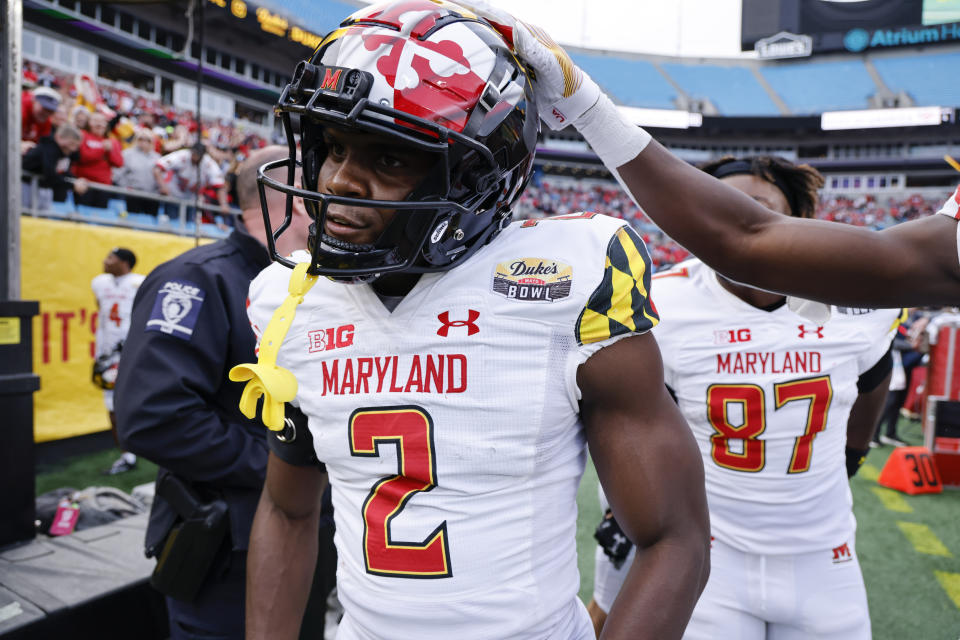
<box><xmin>618</xmin><ymin>105</ymin><xmax>704</xmax><ymax>129</ymax></box>
<box><xmin>821</xmin><ymin>106</ymin><xmax>954</xmax><ymax>130</ymax></box>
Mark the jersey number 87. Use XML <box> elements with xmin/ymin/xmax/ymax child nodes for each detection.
<box><xmin>706</xmin><ymin>376</ymin><xmax>833</xmax><ymax>474</ymax></box>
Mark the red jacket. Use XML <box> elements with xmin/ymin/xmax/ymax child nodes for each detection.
<box><xmin>74</xmin><ymin>131</ymin><xmax>123</xmax><ymax>184</ymax></box>
<box><xmin>21</xmin><ymin>92</ymin><xmax>52</xmax><ymax>143</ymax></box>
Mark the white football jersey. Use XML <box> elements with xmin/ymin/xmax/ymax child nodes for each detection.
<box><xmin>936</xmin><ymin>185</ymin><xmax>960</xmax><ymax>265</ymax></box>
<box><xmin>247</xmin><ymin>214</ymin><xmax>658</xmax><ymax>639</ymax></box>
<box><xmin>652</xmin><ymin>260</ymin><xmax>899</xmax><ymax>555</ymax></box>
<box><xmin>91</xmin><ymin>272</ymin><xmax>145</xmax><ymax>358</ymax></box>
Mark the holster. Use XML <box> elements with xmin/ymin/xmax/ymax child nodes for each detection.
<box><xmin>149</xmin><ymin>474</ymin><xmax>229</xmax><ymax>602</ymax></box>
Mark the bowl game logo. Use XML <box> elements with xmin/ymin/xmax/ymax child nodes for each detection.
<box><xmin>492</xmin><ymin>258</ymin><xmax>572</xmax><ymax>303</ymax></box>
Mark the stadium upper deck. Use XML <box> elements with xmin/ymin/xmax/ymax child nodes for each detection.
<box><xmin>571</xmin><ymin>47</ymin><xmax>960</xmax><ymax>116</ymax></box>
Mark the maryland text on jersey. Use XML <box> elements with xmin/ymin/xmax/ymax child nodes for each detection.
<box><xmin>317</xmin><ymin>353</ymin><xmax>467</xmax><ymax>396</ymax></box>
<box><xmin>716</xmin><ymin>350</ymin><xmax>822</xmax><ymax>375</ymax></box>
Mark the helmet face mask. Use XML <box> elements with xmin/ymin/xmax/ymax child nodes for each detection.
<box><xmin>259</xmin><ymin>0</ymin><xmax>540</xmax><ymax>280</ymax></box>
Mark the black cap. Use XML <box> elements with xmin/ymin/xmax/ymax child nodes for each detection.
<box><xmin>111</xmin><ymin>247</ymin><xmax>136</xmax><ymax>268</ymax></box>
<box><xmin>191</xmin><ymin>142</ymin><xmax>207</xmax><ymax>157</ymax></box>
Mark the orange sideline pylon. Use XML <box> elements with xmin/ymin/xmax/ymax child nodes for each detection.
<box><xmin>877</xmin><ymin>446</ymin><xmax>943</xmax><ymax>495</ymax></box>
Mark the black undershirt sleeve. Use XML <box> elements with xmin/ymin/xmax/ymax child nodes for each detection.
<box><xmin>665</xmin><ymin>383</ymin><xmax>678</xmax><ymax>405</ymax></box>
<box><xmin>857</xmin><ymin>345</ymin><xmax>893</xmax><ymax>394</ymax></box>
<box><xmin>267</xmin><ymin>403</ymin><xmax>325</xmax><ymax>471</ymax></box>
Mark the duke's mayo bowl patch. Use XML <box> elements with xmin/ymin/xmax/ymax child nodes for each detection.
<box><xmin>492</xmin><ymin>258</ymin><xmax>572</xmax><ymax>302</ymax></box>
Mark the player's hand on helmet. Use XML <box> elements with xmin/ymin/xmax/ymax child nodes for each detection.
<box><xmin>461</xmin><ymin>0</ymin><xmax>650</xmax><ymax>169</ymax></box>
<box><xmin>459</xmin><ymin>0</ymin><xmax>600</xmax><ymax>130</ymax></box>
<box><xmin>512</xmin><ymin>22</ymin><xmax>601</xmax><ymax>130</ymax></box>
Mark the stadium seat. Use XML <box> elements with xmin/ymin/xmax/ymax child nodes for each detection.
<box><xmin>77</xmin><ymin>205</ymin><xmax>119</xmax><ymax>222</ymax></box>
<box><xmin>126</xmin><ymin>213</ymin><xmax>158</xmax><ymax>227</ymax></box>
<box><xmin>200</xmin><ymin>223</ymin><xmax>229</xmax><ymax>239</ymax></box>
<box><xmin>107</xmin><ymin>199</ymin><xmax>128</xmax><ymax>216</ymax></box>
<box><xmin>759</xmin><ymin>60</ymin><xmax>877</xmax><ymax>114</ymax></box>
<box><xmin>570</xmin><ymin>52</ymin><xmax>679</xmax><ymax>110</ymax></box>
<box><xmin>50</xmin><ymin>199</ymin><xmax>73</xmax><ymax>215</ymax></box>
<box><xmin>269</xmin><ymin>0</ymin><xmax>374</xmax><ymax>34</ymax></box>
<box><xmin>872</xmin><ymin>52</ymin><xmax>960</xmax><ymax>106</ymax></box>
<box><xmin>660</xmin><ymin>63</ymin><xmax>780</xmax><ymax>115</ymax></box>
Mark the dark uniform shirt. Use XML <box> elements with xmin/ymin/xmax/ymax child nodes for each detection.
<box><xmin>22</xmin><ymin>135</ymin><xmax>74</xmax><ymax>201</ymax></box>
<box><xmin>115</xmin><ymin>229</ymin><xmax>271</xmax><ymax>556</ymax></box>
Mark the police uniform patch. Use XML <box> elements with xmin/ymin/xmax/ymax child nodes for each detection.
<box><xmin>576</xmin><ymin>225</ymin><xmax>659</xmax><ymax>345</ymax></box>
<box><xmin>492</xmin><ymin>258</ymin><xmax>572</xmax><ymax>302</ymax></box>
<box><xmin>146</xmin><ymin>280</ymin><xmax>205</xmax><ymax>340</ymax></box>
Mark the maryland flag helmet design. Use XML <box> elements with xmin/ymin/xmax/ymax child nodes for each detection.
<box><xmin>259</xmin><ymin>0</ymin><xmax>540</xmax><ymax>279</ymax></box>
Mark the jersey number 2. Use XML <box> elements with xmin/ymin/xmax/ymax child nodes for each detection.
<box><xmin>707</xmin><ymin>376</ymin><xmax>832</xmax><ymax>474</ymax></box>
<box><xmin>349</xmin><ymin>406</ymin><xmax>452</xmax><ymax>578</ymax></box>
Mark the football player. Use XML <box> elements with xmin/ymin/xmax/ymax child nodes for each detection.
<box><xmin>91</xmin><ymin>247</ymin><xmax>144</xmax><ymax>475</ymax></box>
<box><xmin>588</xmin><ymin>156</ymin><xmax>901</xmax><ymax>640</ymax></box>
<box><xmin>236</xmin><ymin>2</ymin><xmax>709</xmax><ymax>639</ymax></box>
<box><xmin>460</xmin><ymin>1</ymin><xmax>960</xmax><ymax>310</ymax></box>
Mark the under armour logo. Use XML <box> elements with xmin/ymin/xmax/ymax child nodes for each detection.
<box><xmin>798</xmin><ymin>325</ymin><xmax>824</xmax><ymax>339</ymax></box>
<box><xmin>437</xmin><ymin>310</ymin><xmax>480</xmax><ymax>337</ymax></box>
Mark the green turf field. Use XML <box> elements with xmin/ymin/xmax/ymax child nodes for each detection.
<box><xmin>36</xmin><ymin>417</ymin><xmax>960</xmax><ymax>637</ymax></box>
<box><xmin>36</xmin><ymin>448</ymin><xmax>158</xmax><ymax>497</ymax></box>
<box><xmin>575</xmin><ymin>417</ymin><xmax>960</xmax><ymax>639</ymax></box>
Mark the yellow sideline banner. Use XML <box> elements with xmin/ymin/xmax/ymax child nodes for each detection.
<box><xmin>21</xmin><ymin>218</ymin><xmax>208</xmax><ymax>442</ymax></box>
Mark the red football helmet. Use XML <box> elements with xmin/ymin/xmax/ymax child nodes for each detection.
<box><xmin>258</xmin><ymin>0</ymin><xmax>540</xmax><ymax>279</ymax></box>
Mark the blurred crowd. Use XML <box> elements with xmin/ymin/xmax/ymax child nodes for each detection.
<box><xmin>21</xmin><ymin>60</ymin><xmax>952</xmax><ymax>250</ymax></box>
<box><xmin>516</xmin><ymin>179</ymin><xmax>952</xmax><ymax>269</ymax></box>
<box><xmin>20</xmin><ymin>61</ymin><xmax>271</xmax><ymax>219</ymax></box>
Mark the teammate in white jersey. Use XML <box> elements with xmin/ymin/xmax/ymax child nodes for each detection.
<box><xmin>453</xmin><ymin>1</ymin><xmax>960</xmax><ymax>309</ymax></box>
<box><xmin>236</xmin><ymin>3</ymin><xmax>709</xmax><ymax>639</ymax></box>
<box><xmin>91</xmin><ymin>247</ymin><xmax>145</xmax><ymax>474</ymax></box>
<box><xmin>589</xmin><ymin>157</ymin><xmax>901</xmax><ymax>639</ymax></box>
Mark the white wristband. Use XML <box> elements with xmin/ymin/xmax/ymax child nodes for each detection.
<box><xmin>574</xmin><ymin>92</ymin><xmax>652</xmax><ymax>170</ymax></box>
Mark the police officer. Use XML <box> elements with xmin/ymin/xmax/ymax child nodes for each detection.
<box><xmin>115</xmin><ymin>146</ymin><xmax>317</xmax><ymax>639</ymax></box>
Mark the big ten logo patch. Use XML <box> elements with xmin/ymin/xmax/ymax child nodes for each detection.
<box><xmin>492</xmin><ymin>258</ymin><xmax>572</xmax><ymax>303</ymax></box>
<box><xmin>714</xmin><ymin>328</ymin><xmax>752</xmax><ymax>345</ymax></box>
<box><xmin>831</xmin><ymin>542</ymin><xmax>852</xmax><ymax>563</ymax></box>
<box><xmin>309</xmin><ymin>324</ymin><xmax>355</xmax><ymax>354</ymax></box>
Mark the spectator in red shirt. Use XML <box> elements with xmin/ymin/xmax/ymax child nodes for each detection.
<box><xmin>21</xmin><ymin>86</ymin><xmax>61</xmax><ymax>150</ymax></box>
<box><xmin>73</xmin><ymin>112</ymin><xmax>123</xmax><ymax>208</ymax></box>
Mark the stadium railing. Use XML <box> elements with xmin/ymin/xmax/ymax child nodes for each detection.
<box><xmin>21</xmin><ymin>173</ymin><xmax>241</xmax><ymax>239</ymax></box>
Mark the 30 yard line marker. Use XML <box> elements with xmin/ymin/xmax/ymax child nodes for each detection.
<box><xmin>934</xmin><ymin>571</ymin><xmax>960</xmax><ymax>610</ymax></box>
<box><xmin>871</xmin><ymin>487</ymin><xmax>913</xmax><ymax>513</ymax></box>
<box><xmin>897</xmin><ymin>522</ymin><xmax>952</xmax><ymax>557</ymax></box>
<box><xmin>859</xmin><ymin>464</ymin><xmax>880</xmax><ymax>482</ymax></box>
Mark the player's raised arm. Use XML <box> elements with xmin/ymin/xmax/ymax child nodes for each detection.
<box><xmin>578</xmin><ymin>333</ymin><xmax>711</xmax><ymax>639</ymax></box>
<box><xmin>470</xmin><ymin>3</ymin><xmax>960</xmax><ymax>307</ymax></box>
<box><xmin>617</xmin><ymin>145</ymin><xmax>960</xmax><ymax>308</ymax></box>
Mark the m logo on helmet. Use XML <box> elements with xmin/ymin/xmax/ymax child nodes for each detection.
<box><xmin>320</xmin><ymin>68</ymin><xmax>343</xmax><ymax>91</ymax></box>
